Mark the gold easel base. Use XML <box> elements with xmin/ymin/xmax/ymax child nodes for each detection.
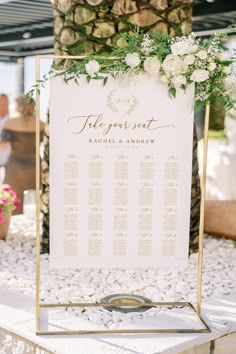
<box><xmin>36</xmin><ymin>301</ymin><xmax>210</xmax><ymax>335</ymax></box>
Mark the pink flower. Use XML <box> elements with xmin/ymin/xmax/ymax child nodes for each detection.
<box><xmin>2</xmin><ymin>184</ymin><xmax>11</xmax><ymax>191</ymax></box>
<box><xmin>9</xmin><ymin>191</ymin><xmax>16</xmax><ymax>198</ymax></box>
<box><xmin>0</xmin><ymin>184</ymin><xmax>21</xmax><ymax>214</ymax></box>
<box><xmin>14</xmin><ymin>202</ymin><xmax>20</xmax><ymax>209</ymax></box>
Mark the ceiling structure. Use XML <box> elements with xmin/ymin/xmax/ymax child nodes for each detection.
<box><xmin>193</xmin><ymin>0</ymin><xmax>236</xmax><ymax>35</ymax></box>
<box><xmin>0</xmin><ymin>0</ymin><xmax>53</xmax><ymax>57</ymax></box>
<box><xmin>0</xmin><ymin>0</ymin><xmax>236</xmax><ymax>58</ymax></box>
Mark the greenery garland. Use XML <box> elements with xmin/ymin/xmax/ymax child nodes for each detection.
<box><xmin>28</xmin><ymin>26</ymin><xmax>236</xmax><ymax>111</ymax></box>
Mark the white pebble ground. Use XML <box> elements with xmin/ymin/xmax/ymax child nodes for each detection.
<box><xmin>0</xmin><ymin>216</ymin><xmax>235</xmax><ymax>329</ymax></box>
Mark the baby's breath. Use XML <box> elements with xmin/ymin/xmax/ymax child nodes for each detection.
<box><xmin>27</xmin><ymin>26</ymin><xmax>236</xmax><ymax>112</ymax></box>
<box><xmin>140</xmin><ymin>34</ymin><xmax>154</xmax><ymax>56</ymax></box>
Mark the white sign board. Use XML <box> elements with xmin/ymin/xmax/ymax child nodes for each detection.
<box><xmin>50</xmin><ymin>74</ymin><xmax>194</xmax><ymax>268</ymax></box>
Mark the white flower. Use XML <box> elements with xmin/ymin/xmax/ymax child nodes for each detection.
<box><xmin>144</xmin><ymin>57</ymin><xmax>161</xmax><ymax>75</ymax></box>
<box><xmin>159</xmin><ymin>74</ymin><xmax>170</xmax><ymax>83</ymax></box>
<box><xmin>85</xmin><ymin>60</ymin><xmax>100</xmax><ymax>77</ymax></box>
<box><xmin>190</xmin><ymin>69</ymin><xmax>209</xmax><ymax>83</ymax></box>
<box><xmin>141</xmin><ymin>34</ymin><xmax>153</xmax><ymax>55</ymax></box>
<box><xmin>171</xmin><ymin>38</ymin><xmax>195</xmax><ymax>56</ymax></box>
<box><xmin>125</xmin><ymin>53</ymin><xmax>141</xmax><ymax>68</ymax></box>
<box><xmin>171</xmin><ymin>75</ymin><xmax>187</xmax><ymax>88</ymax></box>
<box><xmin>196</xmin><ymin>50</ymin><xmax>208</xmax><ymax>60</ymax></box>
<box><xmin>208</xmin><ymin>62</ymin><xmax>217</xmax><ymax>71</ymax></box>
<box><xmin>184</xmin><ymin>54</ymin><xmax>195</xmax><ymax>65</ymax></box>
<box><xmin>162</xmin><ymin>54</ymin><xmax>184</xmax><ymax>75</ymax></box>
<box><xmin>190</xmin><ymin>44</ymin><xmax>199</xmax><ymax>54</ymax></box>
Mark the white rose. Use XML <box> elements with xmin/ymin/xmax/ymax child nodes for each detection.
<box><xmin>125</xmin><ymin>53</ymin><xmax>141</xmax><ymax>68</ymax></box>
<box><xmin>171</xmin><ymin>75</ymin><xmax>187</xmax><ymax>88</ymax></box>
<box><xmin>162</xmin><ymin>54</ymin><xmax>184</xmax><ymax>75</ymax></box>
<box><xmin>190</xmin><ymin>44</ymin><xmax>199</xmax><ymax>54</ymax></box>
<box><xmin>208</xmin><ymin>62</ymin><xmax>216</xmax><ymax>71</ymax></box>
<box><xmin>184</xmin><ymin>54</ymin><xmax>195</xmax><ymax>65</ymax></box>
<box><xmin>144</xmin><ymin>57</ymin><xmax>161</xmax><ymax>75</ymax></box>
<box><xmin>190</xmin><ymin>69</ymin><xmax>209</xmax><ymax>83</ymax></box>
<box><xmin>171</xmin><ymin>38</ymin><xmax>195</xmax><ymax>55</ymax></box>
<box><xmin>85</xmin><ymin>60</ymin><xmax>100</xmax><ymax>77</ymax></box>
<box><xmin>196</xmin><ymin>50</ymin><xmax>208</xmax><ymax>60</ymax></box>
<box><xmin>182</xmin><ymin>62</ymin><xmax>189</xmax><ymax>74</ymax></box>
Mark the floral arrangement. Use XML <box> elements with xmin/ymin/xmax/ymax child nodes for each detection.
<box><xmin>0</xmin><ymin>184</ymin><xmax>21</xmax><ymax>223</ymax></box>
<box><xmin>28</xmin><ymin>26</ymin><xmax>236</xmax><ymax>111</ymax></box>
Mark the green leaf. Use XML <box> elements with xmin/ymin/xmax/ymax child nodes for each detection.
<box><xmin>86</xmin><ymin>75</ymin><xmax>91</xmax><ymax>83</ymax></box>
<box><xmin>194</xmin><ymin>99</ymin><xmax>205</xmax><ymax>112</ymax></box>
<box><xmin>94</xmin><ymin>76</ymin><xmax>104</xmax><ymax>80</ymax></box>
<box><xmin>66</xmin><ymin>76</ymin><xmax>75</xmax><ymax>82</ymax></box>
<box><xmin>53</xmin><ymin>71</ymin><xmax>65</xmax><ymax>77</ymax></box>
<box><xmin>74</xmin><ymin>78</ymin><xmax>80</xmax><ymax>86</ymax></box>
<box><xmin>25</xmin><ymin>90</ymin><xmax>34</xmax><ymax>99</ymax></box>
<box><xmin>103</xmin><ymin>76</ymin><xmax>108</xmax><ymax>86</ymax></box>
<box><xmin>219</xmin><ymin>60</ymin><xmax>233</xmax><ymax>66</ymax></box>
<box><xmin>169</xmin><ymin>87</ymin><xmax>176</xmax><ymax>99</ymax></box>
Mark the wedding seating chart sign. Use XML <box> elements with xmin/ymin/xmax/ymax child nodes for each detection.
<box><xmin>50</xmin><ymin>74</ymin><xmax>194</xmax><ymax>268</ymax></box>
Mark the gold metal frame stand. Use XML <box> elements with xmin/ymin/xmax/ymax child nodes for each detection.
<box><xmin>36</xmin><ymin>55</ymin><xmax>211</xmax><ymax>335</ymax></box>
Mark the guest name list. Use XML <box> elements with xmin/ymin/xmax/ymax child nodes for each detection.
<box><xmin>50</xmin><ymin>75</ymin><xmax>194</xmax><ymax>268</ymax></box>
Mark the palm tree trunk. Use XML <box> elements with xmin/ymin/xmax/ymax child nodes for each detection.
<box><xmin>41</xmin><ymin>0</ymin><xmax>200</xmax><ymax>253</ymax></box>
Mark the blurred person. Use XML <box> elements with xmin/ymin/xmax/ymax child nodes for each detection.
<box><xmin>0</xmin><ymin>94</ymin><xmax>11</xmax><ymax>167</ymax></box>
<box><xmin>0</xmin><ymin>94</ymin><xmax>45</xmax><ymax>214</ymax></box>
